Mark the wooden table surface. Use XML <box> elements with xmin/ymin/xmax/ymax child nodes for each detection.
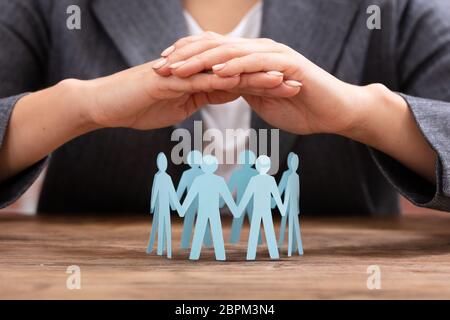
<box><xmin>1</xmin><ymin>212</ymin><xmax>450</xmax><ymax>299</ymax></box>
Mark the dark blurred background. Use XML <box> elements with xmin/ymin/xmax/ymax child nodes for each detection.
<box><xmin>0</xmin><ymin>168</ymin><xmax>444</xmax><ymax>216</ymax></box>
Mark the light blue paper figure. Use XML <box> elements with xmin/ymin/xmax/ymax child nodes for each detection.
<box><xmin>237</xmin><ymin>155</ymin><xmax>286</xmax><ymax>260</ymax></box>
<box><xmin>147</xmin><ymin>201</ymin><xmax>166</xmax><ymax>254</ymax></box>
<box><xmin>181</xmin><ymin>155</ymin><xmax>238</xmax><ymax>261</ymax></box>
<box><xmin>177</xmin><ymin>150</ymin><xmax>212</xmax><ymax>249</ymax></box>
<box><xmin>147</xmin><ymin>177</ymin><xmax>160</xmax><ymax>254</ymax></box>
<box><xmin>282</xmin><ymin>153</ymin><xmax>304</xmax><ymax>256</ymax></box>
<box><xmin>228</xmin><ymin>150</ymin><xmax>262</xmax><ymax>244</ymax></box>
<box><xmin>146</xmin><ymin>153</ymin><xmax>182</xmax><ymax>259</ymax></box>
<box><xmin>275</xmin><ymin>152</ymin><xmax>296</xmax><ymax>247</ymax></box>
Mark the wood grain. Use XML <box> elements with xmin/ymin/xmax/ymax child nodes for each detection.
<box><xmin>1</xmin><ymin>212</ymin><xmax>450</xmax><ymax>299</ymax></box>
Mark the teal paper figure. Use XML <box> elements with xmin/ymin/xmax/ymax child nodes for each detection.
<box><xmin>228</xmin><ymin>150</ymin><xmax>261</xmax><ymax>244</ymax></box>
<box><xmin>181</xmin><ymin>155</ymin><xmax>238</xmax><ymax>261</ymax></box>
<box><xmin>147</xmin><ymin>153</ymin><xmax>182</xmax><ymax>259</ymax></box>
<box><xmin>237</xmin><ymin>155</ymin><xmax>286</xmax><ymax>260</ymax></box>
<box><xmin>177</xmin><ymin>150</ymin><xmax>212</xmax><ymax>249</ymax></box>
<box><xmin>282</xmin><ymin>153</ymin><xmax>304</xmax><ymax>256</ymax></box>
<box><xmin>147</xmin><ymin>211</ymin><xmax>168</xmax><ymax>254</ymax></box>
<box><xmin>147</xmin><ymin>179</ymin><xmax>161</xmax><ymax>254</ymax></box>
<box><xmin>275</xmin><ymin>152</ymin><xmax>296</xmax><ymax>247</ymax></box>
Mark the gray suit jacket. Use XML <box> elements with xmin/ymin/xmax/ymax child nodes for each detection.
<box><xmin>0</xmin><ymin>0</ymin><xmax>449</xmax><ymax>214</ymax></box>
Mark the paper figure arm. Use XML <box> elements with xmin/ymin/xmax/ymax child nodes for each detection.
<box><xmin>150</xmin><ymin>176</ymin><xmax>159</xmax><ymax>214</ymax></box>
<box><xmin>272</xmin><ymin>171</ymin><xmax>289</xmax><ymax>209</ymax></box>
<box><xmin>228</xmin><ymin>173</ymin><xmax>238</xmax><ymax>194</ymax></box>
<box><xmin>223</xmin><ymin>172</ymin><xmax>238</xmax><ymax>208</ymax></box>
<box><xmin>169</xmin><ymin>177</ymin><xmax>183</xmax><ymax>217</ymax></box>
<box><xmin>219</xmin><ymin>179</ymin><xmax>238</xmax><ymax>217</ymax></box>
<box><xmin>181</xmin><ymin>180</ymin><xmax>199</xmax><ymax>217</ymax></box>
<box><xmin>283</xmin><ymin>182</ymin><xmax>291</xmax><ymax>215</ymax></box>
<box><xmin>236</xmin><ymin>182</ymin><xmax>253</xmax><ymax>218</ymax></box>
<box><xmin>271</xmin><ymin>178</ymin><xmax>286</xmax><ymax>216</ymax></box>
<box><xmin>176</xmin><ymin>172</ymin><xmax>188</xmax><ymax>199</ymax></box>
<box><xmin>296</xmin><ymin>177</ymin><xmax>301</xmax><ymax>215</ymax></box>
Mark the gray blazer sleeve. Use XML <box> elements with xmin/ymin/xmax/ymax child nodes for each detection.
<box><xmin>0</xmin><ymin>0</ymin><xmax>50</xmax><ymax>208</ymax></box>
<box><xmin>370</xmin><ymin>0</ymin><xmax>450</xmax><ymax>211</ymax></box>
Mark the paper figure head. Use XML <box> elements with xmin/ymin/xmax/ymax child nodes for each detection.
<box><xmin>256</xmin><ymin>155</ymin><xmax>271</xmax><ymax>174</ymax></box>
<box><xmin>187</xmin><ymin>150</ymin><xmax>202</xmax><ymax>168</ymax></box>
<box><xmin>156</xmin><ymin>152</ymin><xmax>168</xmax><ymax>172</ymax></box>
<box><xmin>201</xmin><ymin>155</ymin><xmax>219</xmax><ymax>174</ymax></box>
<box><xmin>287</xmin><ymin>152</ymin><xmax>295</xmax><ymax>168</ymax></box>
<box><xmin>238</xmin><ymin>150</ymin><xmax>256</xmax><ymax>167</ymax></box>
<box><xmin>288</xmin><ymin>153</ymin><xmax>299</xmax><ymax>171</ymax></box>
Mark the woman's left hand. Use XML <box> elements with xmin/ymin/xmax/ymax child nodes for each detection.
<box><xmin>154</xmin><ymin>32</ymin><xmax>376</xmax><ymax>137</ymax></box>
<box><xmin>154</xmin><ymin>32</ymin><xmax>437</xmax><ymax>184</ymax></box>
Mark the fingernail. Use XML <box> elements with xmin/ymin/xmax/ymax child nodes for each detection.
<box><xmin>212</xmin><ymin>63</ymin><xmax>227</xmax><ymax>71</ymax></box>
<box><xmin>285</xmin><ymin>80</ymin><xmax>303</xmax><ymax>88</ymax></box>
<box><xmin>161</xmin><ymin>45</ymin><xmax>175</xmax><ymax>57</ymax></box>
<box><xmin>169</xmin><ymin>60</ymin><xmax>187</xmax><ymax>69</ymax></box>
<box><xmin>152</xmin><ymin>58</ymin><xmax>167</xmax><ymax>69</ymax></box>
<box><xmin>267</xmin><ymin>71</ymin><xmax>284</xmax><ymax>77</ymax></box>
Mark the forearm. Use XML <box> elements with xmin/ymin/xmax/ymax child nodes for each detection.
<box><xmin>347</xmin><ymin>84</ymin><xmax>437</xmax><ymax>184</ymax></box>
<box><xmin>154</xmin><ymin>32</ymin><xmax>441</xmax><ymax>186</ymax></box>
<box><xmin>0</xmin><ymin>58</ymin><xmax>253</xmax><ymax>183</ymax></box>
<box><xmin>0</xmin><ymin>79</ymin><xmax>96</xmax><ymax>182</ymax></box>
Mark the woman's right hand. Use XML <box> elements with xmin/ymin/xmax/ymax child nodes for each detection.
<box><xmin>0</xmin><ymin>57</ymin><xmax>286</xmax><ymax>182</ymax></box>
<box><xmin>82</xmin><ymin>59</ymin><xmax>287</xmax><ymax>130</ymax></box>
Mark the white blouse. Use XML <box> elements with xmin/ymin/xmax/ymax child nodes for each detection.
<box><xmin>183</xmin><ymin>2</ymin><xmax>263</xmax><ymax>180</ymax></box>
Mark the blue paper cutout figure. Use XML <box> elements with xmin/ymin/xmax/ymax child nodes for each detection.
<box><xmin>275</xmin><ymin>152</ymin><xmax>296</xmax><ymax>247</ymax></box>
<box><xmin>237</xmin><ymin>155</ymin><xmax>286</xmax><ymax>260</ymax></box>
<box><xmin>228</xmin><ymin>150</ymin><xmax>262</xmax><ymax>245</ymax></box>
<box><xmin>282</xmin><ymin>153</ymin><xmax>304</xmax><ymax>256</ymax></box>
<box><xmin>146</xmin><ymin>153</ymin><xmax>182</xmax><ymax>259</ymax></box>
<box><xmin>177</xmin><ymin>150</ymin><xmax>212</xmax><ymax>249</ymax></box>
<box><xmin>147</xmin><ymin>205</ymin><xmax>167</xmax><ymax>254</ymax></box>
<box><xmin>147</xmin><ymin>178</ymin><xmax>161</xmax><ymax>254</ymax></box>
<box><xmin>181</xmin><ymin>155</ymin><xmax>238</xmax><ymax>261</ymax></box>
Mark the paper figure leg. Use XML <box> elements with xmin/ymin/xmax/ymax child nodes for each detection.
<box><xmin>248</xmin><ymin>209</ymin><xmax>263</xmax><ymax>245</ymax></box>
<box><xmin>164</xmin><ymin>212</ymin><xmax>172</xmax><ymax>259</ymax></box>
<box><xmin>246</xmin><ymin>215</ymin><xmax>262</xmax><ymax>260</ymax></box>
<box><xmin>189</xmin><ymin>214</ymin><xmax>208</xmax><ymax>260</ymax></box>
<box><xmin>292</xmin><ymin>230</ymin><xmax>298</xmax><ymax>253</ymax></box>
<box><xmin>147</xmin><ymin>210</ymin><xmax>159</xmax><ymax>254</ymax></box>
<box><xmin>157</xmin><ymin>212</ymin><xmax>168</xmax><ymax>256</ymax></box>
<box><xmin>262</xmin><ymin>214</ymin><xmax>280</xmax><ymax>260</ymax></box>
<box><xmin>278</xmin><ymin>214</ymin><xmax>287</xmax><ymax>248</ymax></box>
<box><xmin>292</xmin><ymin>217</ymin><xmax>298</xmax><ymax>253</ymax></box>
<box><xmin>288</xmin><ymin>213</ymin><xmax>294</xmax><ymax>257</ymax></box>
<box><xmin>209</xmin><ymin>216</ymin><xmax>226</xmax><ymax>261</ymax></box>
<box><xmin>181</xmin><ymin>206</ymin><xmax>213</xmax><ymax>249</ymax></box>
<box><xmin>203</xmin><ymin>220</ymin><xmax>213</xmax><ymax>248</ymax></box>
<box><xmin>294</xmin><ymin>215</ymin><xmax>304</xmax><ymax>255</ymax></box>
<box><xmin>180</xmin><ymin>206</ymin><xmax>196</xmax><ymax>249</ymax></box>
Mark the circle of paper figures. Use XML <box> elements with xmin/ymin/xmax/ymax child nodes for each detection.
<box><xmin>147</xmin><ymin>150</ymin><xmax>303</xmax><ymax>261</ymax></box>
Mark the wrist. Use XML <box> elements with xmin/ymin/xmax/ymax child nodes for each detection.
<box><xmin>56</xmin><ymin>78</ymin><xmax>101</xmax><ymax>134</ymax></box>
<box><xmin>343</xmin><ymin>83</ymin><xmax>437</xmax><ymax>183</ymax></box>
<box><xmin>342</xmin><ymin>83</ymin><xmax>408</xmax><ymax>147</ymax></box>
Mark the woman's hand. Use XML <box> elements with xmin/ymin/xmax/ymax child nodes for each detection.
<box><xmin>0</xmin><ymin>56</ymin><xmax>287</xmax><ymax>182</ymax></box>
<box><xmin>85</xmin><ymin>58</ymin><xmax>290</xmax><ymax>130</ymax></box>
<box><xmin>154</xmin><ymin>32</ymin><xmax>372</xmax><ymax>136</ymax></box>
<box><xmin>155</xmin><ymin>33</ymin><xmax>437</xmax><ymax>183</ymax></box>
<box><xmin>84</xmin><ymin>61</ymin><xmax>237</xmax><ymax>130</ymax></box>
